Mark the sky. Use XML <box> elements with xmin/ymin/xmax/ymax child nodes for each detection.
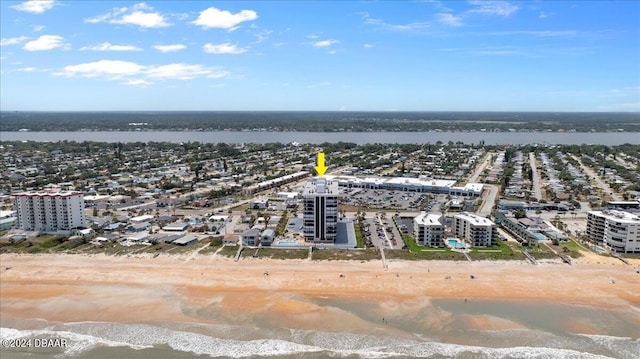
<box><xmin>0</xmin><ymin>0</ymin><xmax>639</xmax><ymax>112</ymax></box>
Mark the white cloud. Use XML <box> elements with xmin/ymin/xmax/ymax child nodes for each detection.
<box><xmin>485</xmin><ymin>30</ymin><xmax>577</xmax><ymax>37</ymax></box>
<box><xmin>203</xmin><ymin>43</ymin><xmax>247</xmax><ymax>54</ymax></box>
<box><xmin>436</xmin><ymin>13</ymin><xmax>463</xmax><ymax>27</ymax></box>
<box><xmin>32</xmin><ymin>25</ymin><xmax>45</xmax><ymax>32</ymax></box>
<box><xmin>11</xmin><ymin>0</ymin><xmax>56</xmax><ymax>14</ymax></box>
<box><xmin>1</xmin><ymin>36</ymin><xmax>29</xmax><ymax>46</ymax></box>
<box><xmin>154</xmin><ymin>44</ymin><xmax>186</xmax><ymax>53</ymax></box>
<box><xmin>361</xmin><ymin>13</ymin><xmax>430</xmax><ymax>32</ymax></box>
<box><xmin>539</xmin><ymin>11</ymin><xmax>549</xmax><ymax>19</ymax></box>
<box><xmin>23</xmin><ymin>35</ymin><xmax>67</xmax><ymax>51</ymax></box>
<box><xmin>363</xmin><ymin>43</ymin><xmax>374</xmax><ymax>48</ymax></box>
<box><xmin>251</xmin><ymin>28</ymin><xmax>272</xmax><ymax>44</ymax></box>
<box><xmin>54</xmin><ymin>60</ymin><xmax>229</xmax><ymax>83</ymax></box>
<box><xmin>147</xmin><ymin>64</ymin><xmax>228</xmax><ymax>79</ymax></box>
<box><xmin>56</xmin><ymin>60</ymin><xmax>145</xmax><ymax>78</ymax></box>
<box><xmin>312</xmin><ymin>39</ymin><xmax>339</xmax><ymax>48</ymax></box>
<box><xmin>468</xmin><ymin>0</ymin><xmax>518</xmax><ymax>17</ymax></box>
<box><xmin>605</xmin><ymin>86</ymin><xmax>640</xmax><ymax>96</ymax></box>
<box><xmin>15</xmin><ymin>66</ymin><xmax>38</xmax><ymax>72</ymax></box>
<box><xmin>306</xmin><ymin>34</ymin><xmax>320</xmax><ymax>39</ymax></box>
<box><xmin>596</xmin><ymin>102</ymin><xmax>640</xmax><ymax>111</ymax></box>
<box><xmin>80</xmin><ymin>42</ymin><xmax>142</xmax><ymax>51</ymax></box>
<box><xmin>192</xmin><ymin>7</ymin><xmax>258</xmax><ymax>29</ymax></box>
<box><xmin>85</xmin><ymin>3</ymin><xmax>171</xmax><ymax>28</ymax></box>
<box><xmin>125</xmin><ymin>79</ymin><xmax>152</xmax><ymax>87</ymax></box>
<box><xmin>115</xmin><ymin>11</ymin><xmax>170</xmax><ymax>28</ymax></box>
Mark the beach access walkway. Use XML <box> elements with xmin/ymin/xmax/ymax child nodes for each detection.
<box><xmin>379</xmin><ymin>247</ymin><xmax>388</xmax><ymax>270</ymax></box>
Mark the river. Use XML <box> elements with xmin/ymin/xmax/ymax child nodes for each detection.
<box><xmin>0</xmin><ymin>131</ymin><xmax>638</xmax><ymax>145</ymax></box>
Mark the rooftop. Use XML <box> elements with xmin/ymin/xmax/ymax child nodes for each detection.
<box><xmin>302</xmin><ymin>177</ymin><xmax>339</xmax><ymax>196</ymax></box>
<box><xmin>415</xmin><ymin>212</ymin><xmax>443</xmax><ymax>226</ymax></box>
<box><xmin>455</xmin><ymin>212</ymin><xmax>494</xmax><ymax>226</ymax></box>
<box><xmin>589</xmin><ymin>210</ymin><xmax>640</xmax><ymax>223</ymax></box>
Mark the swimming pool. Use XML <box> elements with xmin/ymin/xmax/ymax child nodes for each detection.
<box><xmin>447</xmin><ymin>238</ymin><xmax>465</xmax><ymax>249</ymax></box>
<box><xmin>277</xmin><ymin>241</ymin><xmax>298</xmax><ymax>246</ymax></box>
<box><xmin>591</xmin><ymin>245</ymin><xmax>606</xmax><ymax>252</ymax></box>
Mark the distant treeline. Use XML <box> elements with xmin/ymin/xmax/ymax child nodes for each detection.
<box><xmin>1</xmin><ymin>111</ymin><xmax>639</xmax><ymax>132</ymax></box>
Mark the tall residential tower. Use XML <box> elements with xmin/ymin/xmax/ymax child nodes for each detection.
<box><xmin>302</xmin><ymin>177</ymin><xmax>338</xmax><ymax>243</ymax></box>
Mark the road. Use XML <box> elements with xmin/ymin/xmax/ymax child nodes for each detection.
<box><xmin>467</xmin><ymin>152</ymin><xmax>491</xmax><ymax>183</ymax></box>
<box><xmin>529</xmin><ymin>152</ymin><xmax>542</xmax><ymax>201</ymax></box>
<box><xmin>476</xmin><ymin>184</ymin><xmax>499</xmax><ymax>216</ymax></box>
<box><xmin>571</xmin><ymin>155</ymin><xmax>621</xmax><ymax>201</ymax></box>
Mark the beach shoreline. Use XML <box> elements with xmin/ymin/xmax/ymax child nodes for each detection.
<box><xmin>2</xmin><ymin>253</ymin><xmax>640</xmax><ymax>358</ymax></box>
<box><xmin>1</xmin><ymin>253</ymin><xmax>639</xmax><ymax>323</ymax></box>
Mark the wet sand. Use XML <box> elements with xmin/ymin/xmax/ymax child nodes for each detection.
<box><xmin>1</xmin><ymin>253</ymin><xmax>639</xmax><ymax>333</ymax></box>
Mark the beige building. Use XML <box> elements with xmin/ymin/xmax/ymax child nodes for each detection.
<box><xmin>414</xmin><ymin>212</ymin><xmax>445</xmax><ymax>247</ymax></box>
<box><xmin>452</xmin><ymin>212</ymin><xmax>497</xmax><ymax>247</ymax></box>
<box><xmin>13</xmin><ymin>191</ymin><xmax>86</xmax><ymax>232</ymax></box>
<box><xmin>587</xmin><ymin>210</ymin><xmax>640</xmax><ymax>253</ymax></box>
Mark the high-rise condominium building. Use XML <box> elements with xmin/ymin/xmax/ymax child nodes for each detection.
<box><xmin>13</xmin><ymin>191</ymin><xmax>86</xmax><ymax>232</ymax></box>
<box><xmin>587</xmin><ymin>210</ymin><xmax>640</xmax><ymax>253</ymax></box>
<box><xmin>452</xmin><ymin>212</ymin><xmax>497</xmax><ymax>247</ymax></box>
<box><xmin>414</xmin><ymin>212</ymin><xmax>445</xmax><ymax>247</ymax></box>
<box><xmin>302</xmin><ymin>177</ymin><xmax>338</xmax><ymax>243</ymax></box>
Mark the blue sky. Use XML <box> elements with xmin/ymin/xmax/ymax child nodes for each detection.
<box><xmin>1</xmin><ymin>0</ymin><xmax>638</xmax><ymax>112</ymax></box>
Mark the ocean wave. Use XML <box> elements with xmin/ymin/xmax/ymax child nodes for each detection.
<box><xmin>0</xmin><ymin>327</ymin><xmax>152</xmax><ymax>357</ymax></box>
<box><xmin>1</xmin><ymin>324</ymin><xmax>632</xmax><ymax>358</ymax></box>
<box><xmin>574</xmin><ymin>334</ymin><xmax>640</xmax><ymax>359</ymax></box>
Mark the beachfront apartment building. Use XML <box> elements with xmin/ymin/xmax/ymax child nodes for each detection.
<box><xmin>12</xmin><ymin>191</ymin><xmax>86</xmax><ymax>232</ymax></box>
<box><xmin>414</xmin><ymin>212</ymin><xmax>445</xmax><ymax>247</ymax></box>
<box><xmin>452</xmin><ymin>212</ymin><xmax>497</xmax><ymax>247</ymax></box>
<box><xmin>586</xmin><ymin>210</ymin><xmax>640</xmax><ymax>253</ymax></box>
<box><xmin>302</xmin><ymin>177</ymin><xmax>338</xmax><ymax>243</ymax></box>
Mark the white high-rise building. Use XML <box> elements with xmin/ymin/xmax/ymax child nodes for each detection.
<box><xmin>452</xmin><ymin>212</ymin><xmax>497</xmax><ymax>247</ymax></box>
<box><xmin>13</xmin><ymin>191</ymin><xmax>86</xmax><ymax>232</ymax></box>
<box><xmin>414</xmin><ymin>212</ymin><xmax>445</xmax><ymax>247</ymax></box>
<box><xmin>587</xmin><ymin>210</ymin><xmax>640</xmax><ymax>253</ymax></box>
<box><xmin>302</xmin><ymin>177</ymin><xmax>338</xmax><ymax>243</ymax></box>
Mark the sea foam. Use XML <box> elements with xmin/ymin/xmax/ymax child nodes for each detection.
<box><xmin>2</xmin><ymin>323</ymin><xmax>634</xmax><ymax>358</ymax></box>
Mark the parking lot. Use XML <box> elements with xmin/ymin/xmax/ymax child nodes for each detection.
<box><xmin>362</xmin><ymin>213</ymin><xmax>405</xmax><ymax>250</ymax></box>
<box><xmin>341</xmin><ymin>188</ymin><xmax>432</xmax><ymax>211</ymax></box>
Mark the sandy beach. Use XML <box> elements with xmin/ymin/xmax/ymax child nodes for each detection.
<box><xmin>1</xmin><ymin>252</ymin><xmax>639</xmax><ymax>329</ymax></box>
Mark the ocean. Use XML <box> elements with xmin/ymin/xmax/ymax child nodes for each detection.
<box><xmin>2</xmin><ymin>299</ymin><xmax>638</xmax><ymax>358</ymax></box>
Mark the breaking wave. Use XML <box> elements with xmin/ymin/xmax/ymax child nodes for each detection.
<box><xmin>1</xmin><ymin>323</ymin><xmax>637</xmax><ymax>358</ymax></box>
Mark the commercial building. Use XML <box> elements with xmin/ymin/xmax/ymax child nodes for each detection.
<box><xmin>452</xmin><ymin>212</ymin><xmax>497</xmax><ymax>247</ymax></box>
<box><xmin>587</xmin><ymin>210</ymin><xmax>640</xmax><ymax>253</ymax></box>
<box><xmin>302</xmin><ymin>177</ymin><xmax>339</xmax><ymax>243</ymax></box>
<box><xmin>12</xmin><ymin>191</ymin><xmax>86</xmax><ymax>232</ymax></box>
<box><xmin>414</xmin><ymin>212</ymin><xmax>445</xmax><ymax>247</ymax></box>
<box><xmin>242</xmin><ymin>171</ymin><xmax>310</xmax><ymax>195</ymax></box>
<box><xmin>325</xmin><ymin>175</ymin><xmax>484</xmax><ymax>197</ymax></box>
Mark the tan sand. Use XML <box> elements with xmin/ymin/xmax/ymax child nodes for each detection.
<box><xmin>1</xmin><ymin>253</ymin><xmax>639</xmax><ymax>332</ymax></box>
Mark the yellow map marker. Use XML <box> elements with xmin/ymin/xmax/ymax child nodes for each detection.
<box><xmin>315</xmin><ymin>152</ymin><xmax>327</xmax><ymax>176</ymax></box>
